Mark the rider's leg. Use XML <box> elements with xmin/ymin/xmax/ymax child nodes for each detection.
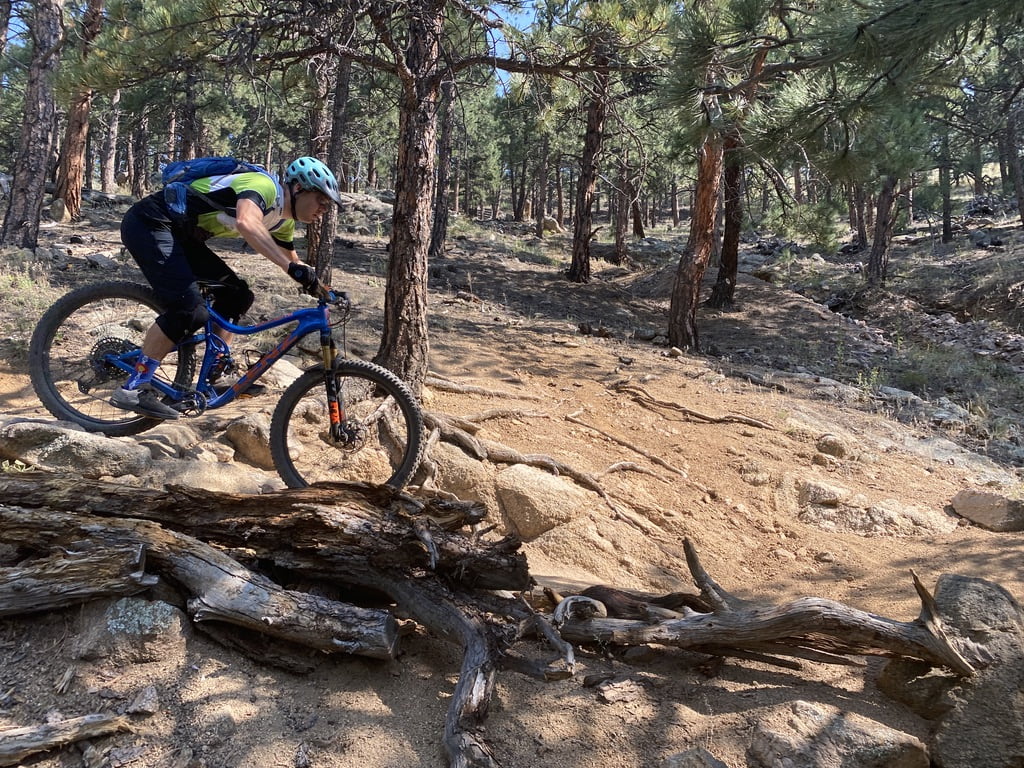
<box><xmin>112</xmin><ymin>204</ymin><xmax>204</xmax><ymax>419</ymax></box>
<box><xmin>183</xmin><ymin>244</ymin><xmax>262</xmax><ymax>392</ymax></box>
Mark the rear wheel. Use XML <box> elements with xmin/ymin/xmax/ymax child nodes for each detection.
<box><xmin>28</xmin><ymin>281</ymin><xmax>196</xmax><ymax>436</ymax></box>
<box><xmin>270</xmin><ymin>359</ymin><xmax>424</xmax><ymax>489</ymax></box>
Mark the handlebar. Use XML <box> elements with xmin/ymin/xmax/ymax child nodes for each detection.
<box><xmin>320</xmin><ymin>287</ymin><xmax>351</xmax><ymax>310</ymax></box>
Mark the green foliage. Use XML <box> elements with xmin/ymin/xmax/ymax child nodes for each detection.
<box><xmin>761</xmin><ymin>200</ymin><xmax>845</xmax><ymax>254</ymax></box>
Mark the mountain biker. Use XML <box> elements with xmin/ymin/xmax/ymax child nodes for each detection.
<box><xmin>110</xmin><ymin>156</ymin><xmax>343</xmax><ymax>420</ymax></box>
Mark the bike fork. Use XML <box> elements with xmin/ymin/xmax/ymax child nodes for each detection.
<box><xmin>321</xmin><ymin>336</ymin><xmax>347</xmax><ymax>442</ymax></box>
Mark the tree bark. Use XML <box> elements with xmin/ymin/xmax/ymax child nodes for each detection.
<box><xmin>0</xmin><ymin>541</ymin><xmax>155</xmax><ymax>617</ymax></box>
<box><xmin>708</xmin><ymin>128</ymin><xmax>744</xmax><ymax>308</ymax></box>
<box><xmin>0</xmin><ymin>714</ymin><xmax>131</xmax><ymax>767</ymax></box>
<box><xmin>372</xmin><ymin>4</ymin><xmax>441</xmax><ymax>394</ymax></box>
<box><xmin>867</xmin><ymin>175</ymin><xmax>898</xmax><ymax>285</ymax></box>
<box><xmin>0</xmin><ymin>504</ymin><xmax>401</xmax><ymax>659</ymax></box>
<box><xmin>99</xmin><ymin>89</ymin><xmax>121</xmax><ymax>194</ymax></box>
<box><xmin>130</xmin><ymin>118</ymin><xmax>149</xmax><ymax>199</ymax></box>
<box><xmin>1007</xmin><ymin>112</ymin><xmax>1024</xmax><ymax>228</ymax></box>
<box><xmin>430</xmin><ymin>80</ymin><xmax>456</xmax><ymax>261</ymax></box>
<box><xmin>667</xmin><ymin>130</ymin><xmax>724</xmax><ymax>350</ymax></box>
<box><xmin>305</xmin><ymin>52</ymin><xmax>339</xmax><ymax>281</ymax></box>
<box><xmin>1</xmin><ymin>0</ymin><xmax>63</xmax><ymax>248</ymax></box>
<box><xmin>568</xmin><ymin>56</ymin><xmax>610</xmax><ymax>284</ymax></box>
<box><xmin>55</xmin><ymin>0</ymin><xmax>105</xmax><ymax>221</ymax></box>
<box><xmin>534</xmin><ymin>134</ymin><xmax>549</xmax><ymax>239</ymax></box>
<box><xmin>556</xmin><ymin>539</ymin><xmax>978</xmax><ymax>677</ymax></box>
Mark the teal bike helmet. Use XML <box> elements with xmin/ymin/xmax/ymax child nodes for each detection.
<box><xmin>285</xmin><ymin>156</ymin><xmax>343</xmax><ymax>206</ymax></box>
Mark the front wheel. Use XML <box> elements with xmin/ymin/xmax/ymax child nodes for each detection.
<box><xmin>270</xmin><ymin>359</ymin><xmax>424</xmax><ymax>489</ymax></box>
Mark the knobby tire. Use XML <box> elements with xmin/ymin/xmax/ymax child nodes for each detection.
<box><xmin>270</xmin><ymin>359</ymin><xmax>424</xmax><ymax>489</ymax></box>
<box><xmin>28</xmin><ymin>281</ymin><xmax>196</xmax><ymax>437</ymax></box>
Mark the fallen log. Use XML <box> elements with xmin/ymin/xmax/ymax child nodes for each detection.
<box><xmin>0</xmin><ymin>541</ymin><xmax>156</xmax><ymax>617</ymax></box>
<box><xmin>0</xmin><ymin>473</ymin><xmax>530</xmax><ymax>592</ymax></box>
<box><xmin>0</xmin><ymin>505</ymin><xmax>399</xmax><ymax>659</ymax></box>
<box><xmin>0</xmin><ymin>471</ymin><xmax>997</xmax><ymax>768</ymax></box>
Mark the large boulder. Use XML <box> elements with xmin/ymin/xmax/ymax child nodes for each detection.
<box><xmin>495</xmin><ymin>463</ymin><xmax>594</xmax><ymax>540</ymax></box>
<box><xmin>0</xmin><ymin>418</ymin><xmax>151</xmax><ymax>478</ymax></box>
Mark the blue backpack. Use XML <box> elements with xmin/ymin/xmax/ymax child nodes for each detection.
<box><xmin>161</xmin><ymin>156</ymin><xmax>272</xmax><ymax>217</ymax></box>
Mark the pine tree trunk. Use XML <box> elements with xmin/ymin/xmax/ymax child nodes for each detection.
<box><xmin>668</xmin><ymin>133</ymin><xmax>724</xmax><ymax>350</ymax></box>
<box><xmin>305</xmin><ymin>54</ymin><xmax>338</xmax><ymax>281</ymax></box>
<box><xmin>54</xmin><ymin>0</ymin><xmax>104</xmax><ymax>221</ymax></box>
<box><xmin>373</xmin><ymin>6</ymin><xmax>441</xmax><ymax>394</ymax></box>
<box><xmin>630</xmin><ymin>186</ymin><xmax>645</xmax><ymax>239</ymax></box>
<box><xmin>534</xmin><ymin>135</ymin><xmax>549</xmax><ymax>238</ymax></box>
<box><xmin>708</xmin><ymin>129</ymin><xmax>743</xmax><ymax>308</ymax></box>
<box><xmin>429</xmin><ymin>81</ymin><xmax>456</xmax><ymax>261</ymax></box>
<box><xmin>1</xmin><ymin>0</ymin><xmax>63</xmax><ymax>248</ymax></box>
<box><xmin>55</xmin><ymin>93</ymin><xmax>92</xmax><ymax>220</ymax></box>
<box><xmin>100</xmin><ymin>90</ymin><xmax>120</xmax><ymax>193</ymax></box>
<box><xmin>555</xmin><ymin>162</ymin><xmax>564</xmax><ymax>226</ymax></box>
<box><xmin>867</xmin><ymin>175</ymin><xmax>898</xmax><ymax>286</ymax></box>
<box><xmin>0</xmin><ymin>0</ymin><xmax>11</xmax><ymax>58</ymax></box>
<box><xmin>568</xmin><ymin>61</ymin><xmax>610</xmax><ymax>284</ymax></box>
<box><xmin>854</xmin><ymin>184</ymin><xmax>869</xmax><ymax>247</ymax></box>
<box><xmin>613</xmin><ymin>157</ymin><xmax>628</xmax><ymax>265</ymax></box>
<box><xmin>1007</xmin><ymin>113</ymin><xmax>1024</xmax><ymax>228</ymax></box>
<box><xmin>130</xmin><ymin>119</ymin><xmax>149</xmax><ymax>199</ymax></box>
<box><xmin>671</xmin><ymin>178</ymin><xmax>680</xmax><ymax>227</ymax></box>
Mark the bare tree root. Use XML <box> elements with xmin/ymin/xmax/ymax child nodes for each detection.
<box><xmin>426</xmin><ymin>373</ymin><xmax>545</xmax><ymax>402</ymax></box>
<box><xmin>614</xmin><ymin>382</ymin><xmax>775</xmax><ymax>429</ymax></box>
<box><xmin>566</xmin><ymin>411</ymin><xmax>688</xmax><ymax>479</ymax></box>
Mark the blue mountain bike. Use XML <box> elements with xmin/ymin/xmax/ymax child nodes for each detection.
<box><xmin>29</xmin><ymin>281</ymin><xmax>424</xmax><ymax>489</ymax></box>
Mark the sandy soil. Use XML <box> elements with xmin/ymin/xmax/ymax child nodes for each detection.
<box><xmin>1</xmin><ymin>210</ymin><xmax>1023</xmax><ymax>767</ymax></box>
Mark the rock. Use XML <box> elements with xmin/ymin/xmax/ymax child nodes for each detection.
<box><xmin>85</xmin><ymin>251</ymin><xmax>121</xmax><ymax>270</ymax></box>
<box><xmin>926</xmin><ymin>575</ymin><xmax>1024</xmax><ymax>768</ymax></box>
<box><xmin>748</xmin><ymin>700</ymin><xmax>929</xmax><ymax>767</ymax></box>
<box><xmin>49</xmin><ymin>198</ymin><xmax>68</xmax><ymax>222</ymax></box>
<box><xmin>127</xmin><ymin>685</ymin><xmax>161</xmax><ymax>715</ymax></box>
<box><xmin>877</xmin><ymin>658</ymin><xmax>957</xmax><ymax>720</ymax></box>
<box><xmin>429</xmin><ymin>440</ymin><xmax>500</xmax><ymax>523</ymax></box>
<box><xmin>950</xmin><ymin>488</ymin><xmax>1024</xmax><ymax>532</ymax></box>
<box><xmin>815</xmin><ymin>433</ymin><xmax>851</xmax><ymax>458</ymax></box>
<box><xmin>223</xmin><ymin>412</ymin><xmax>275</xmax><ymax>470</ymax></box>
<box><xmin>0</xmin><ymin>418</ymin><xmax>151</xmax><ymax>478</ymax></box>
<box><xmin>152</xmin><ymin>458</ymin><xmax>281</xmax><ymax>494</ymax></box>
<box><xmin>542</xmin><ymin>216</ymin><xmax>564</xmax><ymax>233</ymax></box>
<box><xmin>74</xmin><ymin>597</ymin><xmax>189</xmax><ymax>665</ymax></box>
<box><xmin>495</xmin><ymin>464</ymin><xmax>594</xmax><ymax>540</ymax></box>
<box><xmin>137</xmin><ymin>422</ymin><xmax>204</xmax><ymax>460</ymax></box>
<box><xmin>798</xmin><ymin>479</ymin><xmax>850</xmax><ymax>506</ymax></box>
<box><xmin>596</xmin><ymin>677</ymin><xmax>645</xmax><ymax>704</ymax></box>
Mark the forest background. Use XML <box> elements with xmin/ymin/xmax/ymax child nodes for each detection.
<box><xmin>2</xmin><ymin>0</ymin><xmax>1024</xmax><ymax>393</ymax></box>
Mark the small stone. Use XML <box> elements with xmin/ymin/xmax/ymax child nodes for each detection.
<box><xmin>127</xmin><ymin>685</ymin><xmax>160</xmax><ymax>715</ymax></box>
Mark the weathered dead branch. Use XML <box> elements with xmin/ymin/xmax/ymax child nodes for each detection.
<box><xmin>0</xmin><ymin>713</ymin><xmax>131</xmax><ymax>767</ymax></box>
<box><xmin>556</xmin><ymin>539</ymin><xmax>979</xmax><ymax>677</ymax></box>
<box><xmin>0</xmin><ymin>505</ymin><xmax>400</xmax><ymax>659</ymax></box>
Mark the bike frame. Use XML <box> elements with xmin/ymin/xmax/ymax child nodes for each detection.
<box><xmin>108</xmin><ymin>297</ymin><xmax>338</xmax><ymax>410</ymax></box>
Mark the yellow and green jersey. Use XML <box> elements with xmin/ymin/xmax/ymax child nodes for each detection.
<box><xmin>187</xmin><ymin>171</ymin><xmax>295</xmax><ymax>249</ymax></box>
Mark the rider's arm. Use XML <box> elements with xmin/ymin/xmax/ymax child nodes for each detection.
<box><xmin>234</xmin><ymin>197</ymin><xmax>301</xmax><ymax>272</ymax></box>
